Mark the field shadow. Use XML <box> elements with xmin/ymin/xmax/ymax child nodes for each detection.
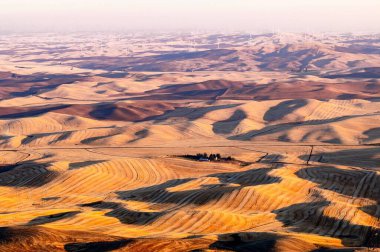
<box><xmin>0</xmin><ymin>226</ymin><xmax>35</xmax><ymax>243</ymax></box>
<box><xmin>363</xmin><ymin>127</ymin><xmax>380</xmax><ymax>142</ymax></box>
<box><xmin>80</xmin><ymin>131</ymin><xmax>121</xmax><ymax>144</ymax></box>
<box><xmin>290</xmin><ymin>165</ymin><xmax>380</xmax><ymax>247</ymax></box>
<box><xmin>258</xmin><ymin>154</ymin><xmax>285</xmax><ymax>164</ymax></box>
<box><xmin>69</xmin><ymin>160</ymin><xmax>107</xmax><ymax>170</ymax></box>
<box><xmin>0</xmin><ymin>161</ymin><xmax>58</xmax><ymax>188</ymax></box>
<box><xmin>21</xmin><ymin>131</ymin><xmax>75</xmax><ymax>145</ymax></box>
<box><xmin>209</xmin><ymin>167</ymin><xmax>281</xmax><ymax>187</ymax></box>
<box><xmin>143</xmin><ymin>103</ymin><xmax>241</xmax><ymax>123</ymax></box>
<box><xmin>273</xmin><ymin>200</ymin><xmax>380</xmax><ymax>247</ymax></box>
<box><xmin>128</xmin><ymin>129</ymin><xmax>149</xmax><ymax>143</ymax></box>
<box><xmin>210</xmin><ymin>232</ymin><xmax>281</xmax><ymax>252</ymax></box>
<box><xmin>116</xmin><ymin>167</ymin><xmax>281</xmax><ymax>206</ymax></box>
<box><xmin>88</xmin><ymin>103</ymin><xmax>119</xmax><ymax>120</ymax></box>
<box><xmin>360</xmin><ymin>204</ymin><xmax>380</xmax><ymax>219</ymax></box>
<box><xmin>96</xmin><ymin>72</ymin><xmax>129</xmax><ymax>78</ymax></box>
<box><xmin>0</xmin><ymin>105</ymin><xmax>71</xmax><ymax>119</ymax></box>
<box><xmin>295</xmin><ymin>165</ymin><xmax>380</xmax><ymax>204</ymax></box>
<box><xmin>230</xmin><ymin>113</ymin><xmax>380</xmax><ymax>141</ymax></box>
<box><xmin>298</xmin><ymin>148</ymin><xmax>380</xmax><ymax>169</ymax></box>
<box><xmin>0</xmin><ymin>72</ymin><xmax>87</xmax><ymax>99</ymax></box>
<box><xmin>64</xmin><ymin>240</ymin><xmax>133</xmax><ymax>252</ymax></box>
<box><xmin>213</xmin><ymin>109</ymin><xmax>247</xmax><ymax>134</ymax></box>
<box><xmin>27</xmin><ymin>211</ymin><xmax>81</xmax><ymax>226</ymax></box>
<box><xmin>48</xmin><ymin>131</ymin><xmax>74</xmax><ymax>145</ymax></box>
<box><xmin>264</xmin><ymin>99</ymin><xmax>308</xmax><ymax>122</ymax></box>
<box><xmin>80</xmin><ymin>167</ymin><xmax>282</xmax><ymax>226</ymax></box>
<box><xmin>79</xmin><ymin>201</ymin><xmax>165</xmax><ymax>225</ymax></box>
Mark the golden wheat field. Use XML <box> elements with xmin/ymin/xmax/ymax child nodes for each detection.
<box><xmin>0</xmin><ymin>32</ymin><xmax>380</xmax><ymax>251</ymax></box>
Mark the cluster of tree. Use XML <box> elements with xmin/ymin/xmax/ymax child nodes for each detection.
<box><xmin>182</xmin><ymin>153</ymin><xmax>234</xmax><ymax>162</ymax></box>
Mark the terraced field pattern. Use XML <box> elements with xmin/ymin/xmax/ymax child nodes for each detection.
<box><xmin>0</xmin><ymin>32</ymin><xmax>379</xmax><ymax>251</ymax></box>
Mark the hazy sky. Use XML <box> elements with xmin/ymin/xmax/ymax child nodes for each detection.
<box><xmin>0</xmin><ymin>0</ymin><xmax>379</xmax><ymax>33</ymax></box>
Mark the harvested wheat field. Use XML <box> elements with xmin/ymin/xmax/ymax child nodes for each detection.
<box><xmin>0</xmin><ymin>32</ymin><xmax>380</xmax><ymax>251</ymax></box>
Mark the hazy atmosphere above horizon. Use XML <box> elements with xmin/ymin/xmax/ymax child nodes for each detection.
<box><xmin>2</xmin><ymin>0</ymin><xmax>380</xmax><ymax>250</ymax></box>
<box><xmin>0</xmin><ymin>0</ymin><xmax>379</xmax><ymax>33</ymax></box>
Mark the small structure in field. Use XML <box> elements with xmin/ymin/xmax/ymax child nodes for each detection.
<box><xmin>179</xmin><ymin>153</ymin><xmax>242</xmax><ymax>164</ymax></box>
